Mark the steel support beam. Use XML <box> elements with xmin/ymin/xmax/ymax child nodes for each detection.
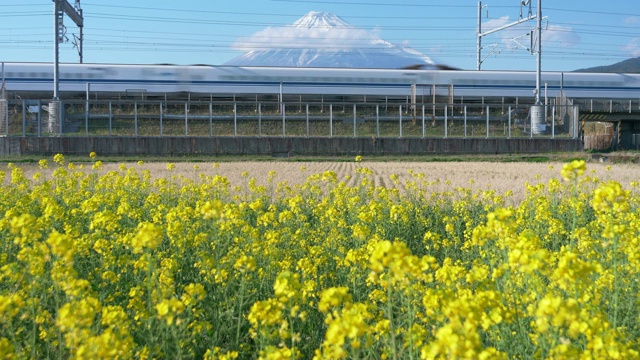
<box><xmin>53</xmin><ymin>0</ymin><xmax>84</xmax><ymax>99</ymax></box>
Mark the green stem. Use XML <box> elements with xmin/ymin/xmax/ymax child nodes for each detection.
<box><xmin>30</xmin><ymin>293</ymin><xmax>38</xmax><ymax>359</ymax></box>
<box><xmin>612</xmin><ymin>227</ymin><xmax>619</xmax><ymax>330</ymax></box>
<box><xmin>570</xmin><ymin>179</ymin><xmax>578</xmax><ymax>251</ymax></box>
<box><xmin>289</xmin><ymin>314</ymin><xmax>296</xmax><ymax>359</ymax></box>
<box><xmin>171</xmin><ymin>324</ymin><xmax>182</xmax><ymax>359</ymax></box>
<box><xmin>146</xmin><ymin>255</ymin><xmax>154</xmax><ymax>312</ymax></box>
<box><xmin>235</xmin><ymin>277</ymin><xmax>245</xmax><ymax>346</ymax></box>
<box><xmin>387</xmin><ymin>283</ymin><xmax>398</xmax><ymax>360</ymax></box>
<box><xmin>407</xmin><ymin>294</ymin><xmax>414</xmax><ymax>360</ymax></box>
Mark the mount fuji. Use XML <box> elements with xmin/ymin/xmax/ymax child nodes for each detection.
<box><xmin>225</xmin><ymin>11</ymin><xmax>446</xmax><ymax>69</ymax></box>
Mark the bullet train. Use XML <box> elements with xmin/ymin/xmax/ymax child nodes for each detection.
<box><xmin>2</xmin><ymin>61</ymin><xmax>639</xmax><ymax>100</ymax></box>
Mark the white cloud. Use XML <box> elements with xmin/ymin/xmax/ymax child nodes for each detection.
<box><xmin>233</xmin><ymin>25</ymin><xmax>380</xmax><ymax>51</ymax></box>
<box><xmin>543</xmin><ymin>25</ymin><xmax>580</xmax><ymax>47</ymax></box>
<box><xmin>482</xmin><ymin>16</ymin><xmax>535</xmax><ymax>51</ymax></box>
<box><xmin>482</xmin><ymin>17</ymin><xmax>579</xmax><ymax>51</ymax></box>
<box><xmin>622</xmin><ymin>38</ymin><xmax>640</xmax><ymax>57</ymax></box>
<box><xmin>482</xmin><ymin>16</ymin><xmax>511</xmax><ymax>33</ymax></box>
<box><xmin>624</xmin><ymin>17</ymin><xmax>640</xmax><ymax>25</ymax></box>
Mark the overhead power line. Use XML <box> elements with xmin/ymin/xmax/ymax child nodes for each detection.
<box><xmin>4</xmin><ymin>1</ymin><xmax>639</xmax><ymax>69</ymax></box>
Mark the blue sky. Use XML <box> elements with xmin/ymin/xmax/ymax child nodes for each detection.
<box><xmin>2</xmin><ymin>0</ymin><xmax>639</xmax><ymax>71</ymax></box>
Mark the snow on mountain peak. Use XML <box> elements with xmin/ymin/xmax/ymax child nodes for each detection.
<box><xmin>293</xmin><ymin>11</ymin><xmax>350</xmax><ymax>29</ymax></box>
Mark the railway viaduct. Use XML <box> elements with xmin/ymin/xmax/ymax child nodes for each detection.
<box><xmin>0</xmin><ymin>100</ymin><xmax>586</xmax><ymax>157</ymax></box>
<box><xmin>580</xmin><ymin>111</ymin><xmax>640</xmax><ymax>151</ymax></box>
<box><xmin>1</xmin><ymin>97</ymin><xmax>638</xmax><ymax>157</ymax></box>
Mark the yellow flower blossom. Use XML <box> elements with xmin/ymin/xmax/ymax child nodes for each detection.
<box><xmin>53</xmin><ymin>153</ymin><xmax>65</xmax><ymax>165</ymax></box>
<box><xmin>131</xmin><ymin>222</ymin><xmax>163</xmax><ymax>253</ymax></box>
<box><xmin>0</xmin><ymin>160</ymin><xmax>639</xmax><ymax>359</ymax></box>
<box><xmin>318</xmin><ymin>287</ymin><xmax>352</xmax><ymax>313</ymax></box>
<box><xmin>561</xmin><ymin>159</ymin><xmax>586</xmax><ymax>181</ymax></box>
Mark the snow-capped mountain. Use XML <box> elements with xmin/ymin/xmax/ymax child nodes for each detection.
<box><xmin>225</xmin><ymin>11</ymin><xmax>443</xmax><ymax>69</ymax></box>
<box><xmin>291</xmin><ymin>11</ymin><xmax>350</xmax><ymax>29</ymax></box>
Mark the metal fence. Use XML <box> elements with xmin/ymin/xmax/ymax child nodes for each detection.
<box><xmin>0</xmin><ymin>99</ymin><xmax>580</xmax><ymax>139</ymax></box>
<box><xmin>573</xmin><ymin>98</ymin><xmax>640</xmax><ymax>114</ymax></box>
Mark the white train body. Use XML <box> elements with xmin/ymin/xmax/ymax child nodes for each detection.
<box><xmin>2</xmin><ymin>62</ymin><xmax>639</xmax><ymax>100</ymax></box>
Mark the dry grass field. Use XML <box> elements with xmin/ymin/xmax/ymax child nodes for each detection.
<box><xmin>7</xmin><ymin>159</ymin><xmax>640</xmax><ymax>203</ymax></box>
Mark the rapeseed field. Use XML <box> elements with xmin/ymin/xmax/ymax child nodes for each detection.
<box><xmin>1</xmin><ymin>154</ymin><xmax>639</xmax><ymax>359</ymax></box>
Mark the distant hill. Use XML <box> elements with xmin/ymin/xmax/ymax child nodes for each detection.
<box><xmin>574</xmin><ymin>57</ymin><xmax>640</xmax><ymax>73</ymax></box>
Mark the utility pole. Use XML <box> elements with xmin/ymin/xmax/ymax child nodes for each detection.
<box><xmin>476</xmin><ymin>1</ymin><xmax>544</xmax><ymax>133</ymax></box>
<box><xmin>535</xmin><ymin>0</ymin><xmax>542</xmax><ymax>105</ymax></box>
<box><xmin>72</xmin><ymin>0</ymin><xmax>84</xmax><ymax>63</ymax></box>
<box><xmin>476</xmin><ymin>0</ymin><xmax>537</xmax><ymax>70</ymax></box>
<box><xmin>51</xmin><ymin>0</ymin><xmax>83</xmax><ymax>134</ymax></box>
<box><xmin>530</xmin><ymin>0</ymin><xmax>544</xmax><ymax>134</ymax></box>
<box><xmin>53</xmin><ymin>0</ymin><xmax>83</xmax><ymax>100</ymax></box>
<box><xmin>477</xmin><ymin>2</ymin><xmax>483</xmax><ymax>71</ymax></box>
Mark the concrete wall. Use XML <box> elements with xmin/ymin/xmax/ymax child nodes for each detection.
<box><xmin>0</xmin><ymin>136</ymin><xmax>583</xmax><ymax>157</ymax></box>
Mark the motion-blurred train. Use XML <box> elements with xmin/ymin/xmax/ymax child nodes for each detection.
<box><xmin>2</xmin><ymin>62</ymin><xmax>639</xmax><ymax>100</ymax></box>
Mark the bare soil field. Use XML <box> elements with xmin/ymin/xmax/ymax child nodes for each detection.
<box><xmin>6</xmin><ymin>159</ymin><xmax>640</xmax><ymax>204</ymax></box>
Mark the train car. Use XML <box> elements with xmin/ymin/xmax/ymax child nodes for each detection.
<box><xmin>2</xmin><ymin>61</ymin><xmax>639</xmax><ymax>101</ymax></box>
<box><xmin>427</xmin><ymin>70</ymin><xmax>640</xmax><ymax>99</ymax></box>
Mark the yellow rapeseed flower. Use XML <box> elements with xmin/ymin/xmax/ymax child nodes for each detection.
<box><xmin>53</xmin><ymin>153</ymin><xmax>65</xmax><ymax>165</ymax></box>
<box><xmin>131</xmin><ymin>222</ymin><xmax>163</xmax><ymax>254</ymax></box>
<box><xmin>561</xmin><ymin>159</ymin><xmax>586</xmax><ymax>181</ymax></box>
<box><xmin>318</xmin><ymin>287</ymin><xmax>352</xmax><ymax>313</ymax></box>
